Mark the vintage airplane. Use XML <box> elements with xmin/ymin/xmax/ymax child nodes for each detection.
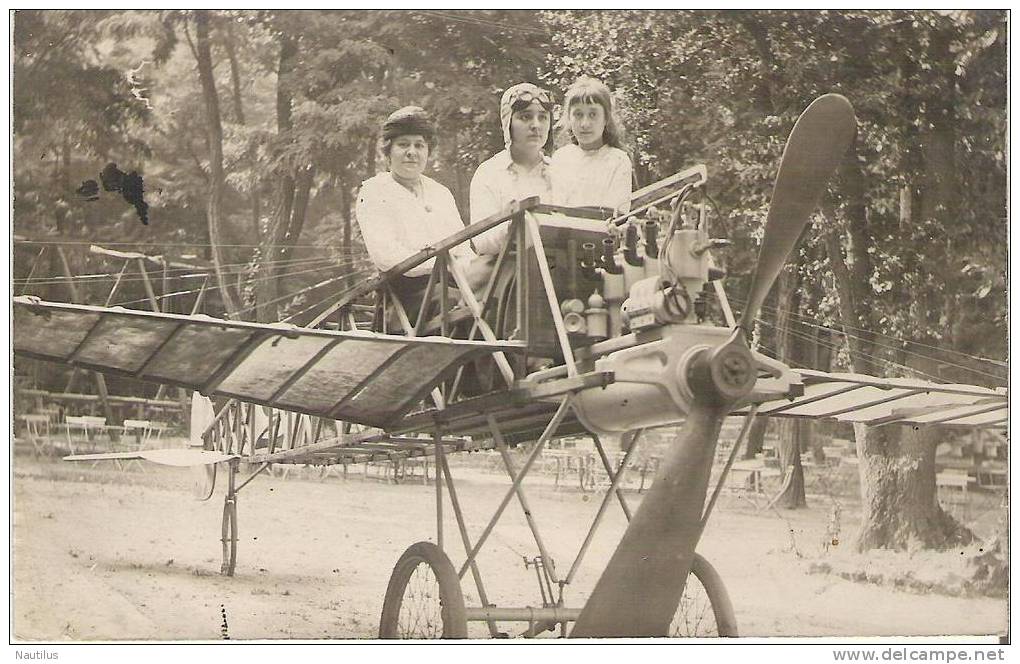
<box><xmin>13</xmin><ymin>94</ymin><xmax>1008</xmax><ymax>638</ymax></box>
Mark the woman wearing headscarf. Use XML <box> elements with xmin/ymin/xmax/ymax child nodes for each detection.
<box><xmin>355</xmin><ymin>106</ymin><xmax>478</xmax><ymax>312</ymax></box>
<box><xmin>468</xmin><ymin>83</ymin><xmax>555</xmax><ymax>255</ymax></box>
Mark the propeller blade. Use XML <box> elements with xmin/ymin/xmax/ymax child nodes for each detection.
<box><xmin>739</xmin><ymin>94</ymin><xmax>857</xmax><ymax>335</ymax></box>
<box><xmin>571</xmin><ymin>398</ymin><xmax>729</xmax><ymax>637</ymax></box>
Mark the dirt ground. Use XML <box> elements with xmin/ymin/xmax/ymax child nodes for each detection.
<box><xmin>11</xmin><ymin>453</ymin><xmax>1007</xmax><ymax>641</ymax></box>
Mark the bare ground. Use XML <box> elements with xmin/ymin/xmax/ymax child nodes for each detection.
<box><xmin>11</xmin><ymin>455</ymin><xmax>1007</xmax><ymax>641</ymax></box>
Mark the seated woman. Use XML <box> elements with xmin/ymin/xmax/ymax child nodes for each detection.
<box><xmin>469</xmin><ymin>82</ymin><xmax>554</xmax><ymax>255</ymax></box>
<box><xmin>355</xmin><ymin>106</ymin><xmax>478</xmax><ymax>320</ymax></box>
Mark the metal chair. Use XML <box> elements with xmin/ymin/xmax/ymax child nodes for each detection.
<box><xmin>119</xmin><ymin>419</ymin><xmax>158</xmax><ymax>471</ymax></box>
<box><xmin>17</xmin><ymin>414</ymin><xmax>53</xmax><ymax>458</ymax></box>
<box><xmin>63</xmin><ymin>415</ymin><xmax>90</xmax><ymax>455</ymax></box>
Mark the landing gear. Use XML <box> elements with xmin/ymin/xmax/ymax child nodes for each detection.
<box><xmin>379</xmin><ymin>542</ymin><xmax>467</xmax><ymax>639</ymax></box>
<box><xmin>670</xmin><ymin>553</ymin><xmax>737</xmax><ymax>637</ymax></box>
<box><xmin>220</xmin><ymin>460</ymin><xmax>238</xmax><ymax>576</ymax></box>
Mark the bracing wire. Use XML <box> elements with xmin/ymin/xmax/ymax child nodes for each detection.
<box><xmin>109</xmin><ymin>261</ymin><xmax>370</xmax><ymax>309</ymax></box>
<box><xmin>14</xmin><ymin>253</ymin><xmax>364</xmax><ymax>287</ymax></box>
<box><xmin>14</xmin><ymin>250</ymin><xmax>356</xmax><ymax>277</ymax></box>
<box><xmin>14</xmin><ymin>261</ymin><xmax>360</xmax><ymax>290</ymax></box>
<box><xmin>753</xmin><ymin>315</ymin><xmax>951</xmax><ymax>383</ymax></box>
<box><xmin>279</xmin><ymin>276</ymin><xmax>374</xmax><ymax>324</ymax></box>
<box><xmin>753</xmin><ymin>312</ymin><xmax>962</xmax><ymax>383</ymax></box>
<box><xmin>779</xmin><ymin>308</ymin><xmax>1005</xmax><ymax>372</ymax></box>
<box><xmin>14</xmin><ymin>236</ymin><xmax>375</xmax><ymax>322</ymax></box>
<box><xmin>750</xmin><ymin>317</ymin><xmax>891</xmax><ymax>378</ymax></box>
<box><xmin>14</xmin><ymin>254</ymin><xmax>339</xmax><ymax>283</ymax></box>
<box><xmin>723</xmin><ymin>291</ymin><xmax>1006</xmax><ymax>369</ymax></box>
<box><xmin>729</xmin><ymin>294</ymin><xmax>1006</xmax><ymax>383</ymax></box>
<box><xmin>234</xmin><ymin>270</ymin><xmax>372</xmax><ymax>320</ymax></box>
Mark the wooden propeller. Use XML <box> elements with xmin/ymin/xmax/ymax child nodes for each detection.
<box><xmin>571</xmin><ymin>94</ymin><xmax>856</xmax><ymax>638</ymax></box>
<box><xmin>738</xmin><ymin>93</ymin><xmax>857</xmax><ymax>336</ymax></box>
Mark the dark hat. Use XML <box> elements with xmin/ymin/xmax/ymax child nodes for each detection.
<box><xmin>382</xmin><ymin>106</ymin><xmax>435</xmax><ymax>143</ymax></box>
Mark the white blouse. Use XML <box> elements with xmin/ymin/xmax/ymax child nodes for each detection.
<box><xmin>550</xmin><ymin>143</ymin><xmax>633</xmax><ymax>213</ymax></box>
<box><xmin>469</xmin><ymin>149</ymin><xmax>553</xmax><ymax>255</ymax></box>
<box><xmin>355</xmin><ymin>172</ymin><xmax>476</xmax><ymax>278</ymax></box>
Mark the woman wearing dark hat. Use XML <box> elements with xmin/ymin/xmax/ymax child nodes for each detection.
<box><xmin>355</xmin><ymin>106</ymin><xmax>478</xmax><ymax>313</ymax></box>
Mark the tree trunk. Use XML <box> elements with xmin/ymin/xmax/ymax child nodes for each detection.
<box><xmin>252</xmin><ymin>188</ymin><xmax>262</xmax><ymax>243</ymax></box>
<box><xmin>47</xmin><ymin>134</ymin><xmax>70</xmax><ymax>302</ymax></box>
<box><xmin>771</xmin><ymin>267</ymin><xmax>807</xmax><ymax>508</ymax></box>
<box><xmin>341</xmin><ymin>175</ymin><xmax>352</xmax><ymax>256</ymax></box>
<box><xmin>809</xmin><ymin>325</ymin><xmax>829</xmax><ymax>463</ymax></box>
<box><xmin>221</xmin><ymin>18</ymin><xmax>263</xmax><ymax>257</ymax></box>
<box><xmin>222</xmin><ymin>22</ymin><xmax>246</xmax><ymax>125</ymax></box>
<box><xmin>273</xmin><ymin>165</ymin><xmax>316</xmax><ymax>303</ymax></box>
<box><xmin>737</xmin><ymin>14</ymin><xmax>784</xmax><ymax>116</ymax></box>
<box><xmin>744</xmin><ymin>293</ymin><xmax>778</xmax><ymax>462</ymax></box>
<box><xmin>366</xmin><ymin>131</ymin><xmax>377</xmax><ymax>176</ymax></box>
<box><xmin>853</xmin><ymin>422</ymin><xmax>971</xmax><ymax>550</ymax></box>
<box><xmin>340</xmin><ymin>176</ymin><xmax>356</xmax><ymax>294</ymax></box>
<box><xmin>256</xmin><ymin>34</ymin><xmax>298</xmax><ymax>323</ymax></box>
<box><xmin>774</xmin><ymin>419</ymin><xmax>807</xmax><ymax>508</ymax></box>
<box><xmin>743</xmin><ymin>417</ymin><xmax>766</xmax><ymax>460</ymax></box>
<box><xmin>195</xmin><ymin>10</ymin><xmax>240</xmax><ymax>318</ymax></box>
<box><xmin>449</xmin><ymin>133</ymin><xmax>470</xmax><ymax>216</ymax></box>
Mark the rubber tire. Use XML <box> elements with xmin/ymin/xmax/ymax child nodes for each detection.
<box><xmin>220</xmin><ymin>498</ymin><xmax>238</xmax><ymax>577</ymax></box>
<box><xmin>672</xmin><ymin>553</ymin><xmax>738</xmax><ymax>637</ymax></box>
<box><xmin>379</xmin><ymin>542</ymin><xmax>467</xmax><ymax>639</ymax></box>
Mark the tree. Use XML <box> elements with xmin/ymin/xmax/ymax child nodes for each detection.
<box><xmin>543</xmin><ymin>9</ymin><xmax>1006</xmax><ymax>549</ymax></box>
<box><xmin>13</xmin><ymin>10</ymin><xmax>154</xmax><ymax>303</ymax></box>
<box><xmin>818</xmin><ymin>11</ymin><xmax>1005</xmax><ymax>549</ymax></box>
<box><xmin>193</xmin><ymin>10</ymin><xmax>241</xmax><ymax>317</ymax></box>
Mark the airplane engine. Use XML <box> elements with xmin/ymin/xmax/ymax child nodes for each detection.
<box><xmin>571</xmin><ymin>325</ymin><xmax>756</xmax><ymax>435</ymax></box>
<box><xmin>541</xmin><ymin>199</ymin><xmax>802</xmax><ymax>435</ymax></box>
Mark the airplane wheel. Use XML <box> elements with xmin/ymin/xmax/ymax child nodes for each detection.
<box><xmin>379</xmin><ymin>542</ymin><xmax>467</xmax><ymax>639</ymax></box>
<box><xmin>220</xmin><ymin>497</ymin><xmax>238</xmax><ymax>576</ymax></box>
<box><xmin>669</xmin><ymin>553</ymin><xmax>737</xmax><ymax>637</ymax></box>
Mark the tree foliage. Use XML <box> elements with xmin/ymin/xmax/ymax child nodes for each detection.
<box><xmin>543</xmin><ymin>10</ymin><xmax>1005</xmax><ymax>548</ymax></box>
<box><xmin>12</xmin><ymin>10</ymin><xmax>1007</xmax><ymax>549</ymax></box>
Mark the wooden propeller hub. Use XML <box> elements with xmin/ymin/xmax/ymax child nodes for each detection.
<box><xmin>683</xmin><ymin>333</ymin><xmax>756</xmax><ymax>406</ymax></box>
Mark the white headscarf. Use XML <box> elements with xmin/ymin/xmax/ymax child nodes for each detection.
<box><xmin>499</xmin><ymin>82</ymin><xmax>553</xmax><ymax>148</ymax></box>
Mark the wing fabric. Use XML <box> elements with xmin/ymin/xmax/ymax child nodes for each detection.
<box><xmin>14</xmin><ymin>298</ymin><xmax>523</xmax><ymax>429</ymax></box>
<box><xmin>744</xmin><ymin>368</ymin><xmax>1007</xmax><ymax>429</ymax></box>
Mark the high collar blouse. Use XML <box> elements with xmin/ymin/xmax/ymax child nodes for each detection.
<box><xmin>550</xmin><ymin>143</ymin><xmax>632</xmax><ymax>214</ymax></box>
<box><xmin>355</xmin><ymin>172</ymin><xmax>475</xmax><ymax>278</ymax></box>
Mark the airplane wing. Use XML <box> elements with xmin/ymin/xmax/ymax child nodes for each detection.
<box><xmin>14</xmin><ymin>297</ymin><xmax>524</xmax><ymax>430</ymax></box>
<box><xmin>741</xmin><ymin>368</ymin><xmax>1007</xmax><ymax>429</ymax></box>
